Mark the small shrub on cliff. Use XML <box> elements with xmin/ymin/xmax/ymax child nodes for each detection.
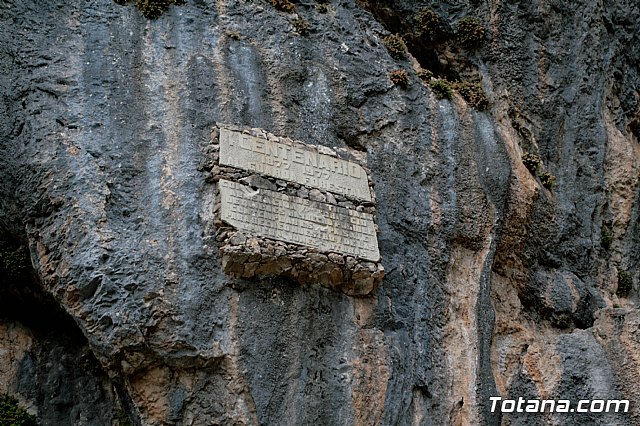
<box><xmin>539</xmin><ymin>171</ymin><xmax>556</xmax><ymax>189</ymax></box>
<box><xmin>292</xmin><ymin>17</ymin><xmax>310</xmax><ymax>35</ymax></box>
<box><xmin>600</xmin><ymin>226</ymin><xmax>612</xmax><ymax>250</ymax></box>
<box><xmin>417</xmin><ymin>69</ymin><xmax>433</xmax><ymax>82</ymax></box>
<box><xmin>430</xmin><ymin>79</ymin><xmax>452</xmax><ymax>99</ymax></box>
<box><xmin>522</xmin><ymin>152</ymin><xmax>541</xmax><ymax>173</ymax></box>
<box><xmin>389</xmin><ymin>69</ymin><xmax>410</xmax><ymax>87</ymax></box>
<box><xmin>617</xmin><ymin>270</ymin><xmax>633</xmax><ymax>297</ymax></box>
<box><xmin>0</xmin><ymin>240</ymin><xmax>29</xmax><ymax>279</ymax></box>
<box><xmin>456</xmin><ymin>17</ymin><xmax>485</xmax><ymax>48</ymax></box>
<box><xmin>113</xmin><ymin>0</ymin><xmax>185</xmax><ymax>19</ymax></box>
<box><xmin>0</xmin><ymin>394</ymin><xmax>37</xmax><ymax>426</ymax></box>
<box><xmin>116</xmin><ymin>410</ymin><xmax>134</xmax><ymax>426</ymax></box>
<box><xmin>138</xmin><ymin>0</ymin><xmax>185</xmax><ymax>19</ymax></box>
<box><xmin>415</xmin><ymin>8</ymin><xmax>447</xmax><ymax>41</ymax></box>
<box><xmin>453</xmin><ymin>81</ymin><xmax>490</xmax><ymax>110</ymax></box>
<box><xmin>271</xmin><ymin>0</ymin><xmax>296</xmax><ymax>13</ymax></box>
<box><xmin>383</xmin><ymin>34</ymin><xmax>407</xmax><ymax>60</ymax></box>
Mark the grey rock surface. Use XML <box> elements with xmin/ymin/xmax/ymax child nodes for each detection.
<box><xmin>0</xmin><ymin>271</ymin><xmax>123</xmax><ymax>425</ymax></box>
<box><xmin>0</xmin><ymin>0</ymin><xmax>639</xmax><ymax>425</ymax></box>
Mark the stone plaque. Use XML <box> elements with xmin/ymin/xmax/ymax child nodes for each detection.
<box><xmin>219</xmin><ymin>128</ymin><xmax>372</xmax><ymax>202</ymax></box>
<box><xmin>218</xmin><ymin>179</ymin><xmax>380</xmax><ymax>261</ymax></box>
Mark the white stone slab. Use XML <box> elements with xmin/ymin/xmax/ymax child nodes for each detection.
<box><xmin>218</xmin><ymin>179</ymin><xmax>380</xmax><ymax>261</ymax></box>
<box><xmin>219</xmin><ymin>128</ymin><xmax>372</xmax><ymax>201</ymax></box>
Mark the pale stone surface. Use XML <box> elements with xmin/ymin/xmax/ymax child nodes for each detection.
<box><xmin>308</xmin><ymin>189</ymin><xmax>326</xmax><ymax>203</ymax></box>
<box><xmin>238</xmin><ymin>175</ymin><xmax>277</xmax><ymax>191</ymax></box>
<box><xmin>0</xmin><ymin>321</ymin><xmax>33</xmax><ymax>396</ymax></box>
<box><xmin>218</xmin><ymin>180</ymin><xmax>380</xmax><ymax>261</ymax></box>
<box><xmin>219</xmin><ymin>128</ymin><xmax>372</xmax><ymax>201</ymax></box>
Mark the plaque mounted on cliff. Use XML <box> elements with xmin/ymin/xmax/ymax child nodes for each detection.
<box><xmin>219</xmin><ymin>128</ymin><xmax>372</xmax><ymax>201</ymax></box>
<box><xmin>206</xmin><ymin>125</ymin><xmax>383</xmax><ymax>296</ymax></box>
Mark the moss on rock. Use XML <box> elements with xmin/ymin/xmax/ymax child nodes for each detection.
<box><xmin>383</xmin><ymin>34</ymin><xmax>407</xmax><ymax>60</ymax></box>
<box><xmin>430</xmin><ymin>79</ymin><xmax>452</xmax><ymax>99</ymax></box>
<box><xmin>453</xmin><ymin>81</ymin><xmax>490</xmax><ymax>110</ymax></box>
<box><xmin>389</xmin><ymin>69</ymin><xmax>409</xmax><ymax>87</ymax></box>
<box><xmin>415</xmin><ymin>8</ymin><xmax>447</xmax><ymax>42</ymax></box>
<box><xmin>456</xmin><ymin>17</ymin><xmax>485</xmax><ymax>48</ymax></box>
<box><xmin>114</xmin><ymin>0</ymin><xmax>185</xmax><ymax>19</ymax></box>
<box><xmin>617</xmin><ymin>270</ymin><xmax>633</xmax><ymax>297</ymax></box>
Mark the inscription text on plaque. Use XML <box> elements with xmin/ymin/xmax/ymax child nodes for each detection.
<box><xmin>219</xmin><ymin>179</ymin><xmax>380</xmax><ymax>261</ymax></box>
<box><xmin>219</xmin><ymin>128</ymin><xmax>372</xmax><ymax>201</ymax></box>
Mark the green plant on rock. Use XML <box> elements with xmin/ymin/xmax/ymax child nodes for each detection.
<box><xmin>0</xmin><ymin>394</ymin><xmax>38</xmax><ymax>426</ymax></box>
<box><xmin>383</xmin><ymin>34</ymin><xmax>407</xmax><ymax>60</ymax></box>
<box><xmin>453</xmin><ymin>81</ymin><xmax>490</xmax><ymax>110</ymax></box>
<box><xmin>271</xmin><ymin>0</ymin><xmax>296</xmax><ymax>13</ymax></box>
<box><xmin>0</xmin><ymin>240</ymin><xmax>30</xmax><ymax>279</ymax></box>
<box><xmin>600</xmin><ymin>226</ymin><xmax>612</xmax><ymax>250</ymax></box>
<box><xmin>522</xmin><ymin>152</ymin><xmax>541</xmax><ymax>173</ymax></box>
<box><xmin>617</xmin><ymin>270</ymin><xmax>633</xmax><ymax>297</ymax></box>
<box><xmin>415</xmin><ymin>8</ymin><xmax>447</xmax><ymax>41</ymax></box>
<box><xmin>139</xmin><ymin>0</ymin><xmax>185</xmax><ymax>19</ymax></box>
<box><xmin>116</xmin><ymin>409</ymin><xmax>134</xmax><ymax>426</ymax></box>
<box><xmin>456</xmin><ymin>17</ymin><xmax>485</xmax><ymax>48</ymax></box>
<box><xmin>417</xmin><ymin>69</ymin><xmax>433</xmax><ymax>82</ymax></box>
<box><xmin>389</xmin><ymin>69</ymin><xmax>410</xmax><ymax>88</ymax></box>
<box><xmin>292</xmin><ymin>17</ymin><xmax>310</xmax><ymax>35</ymax></box>
<box><xmin>113</xmin><ymin>0</ymin><xmax>185</xmax><ymax>19</ymax></box>
<box><xmin>539</xmin><ymin>171</ymin><xmax>556</xmax><ymax>189</ymax></box>
<box><xmin>429</xmin><ymin>79</ymin><xmax>452</xmax><ymax>99</ymax></box>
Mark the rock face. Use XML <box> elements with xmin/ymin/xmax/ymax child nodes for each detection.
<box><xmin>0</xmin><ymin>270</ymin><xmax>122</xmax><ymax>425</ymax></box>
<box><xmin>0</xmin><ymin>0</ymin><xmax>639</xmax><ymax>425</ymax></box>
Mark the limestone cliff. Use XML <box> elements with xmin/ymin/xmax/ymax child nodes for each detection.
<box><xmin>0</xmin><ymin>0</ymin><xmax>639</xmax><ymax>425</ymax></box>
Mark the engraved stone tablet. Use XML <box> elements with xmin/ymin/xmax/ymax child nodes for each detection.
<box><xmin>219</xmin><ymin>128</ymin><xmax>372</xmax><ymax>201</ymax></box>
<box><xmin>209</xmin><ymin>125</ymin><xmax>384</xmax><ymax>295</ymax></box>
<box><xmin>218</xmin><ymin>179</ymin><xmax>380</xmax><ymax>262</ymax></box>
